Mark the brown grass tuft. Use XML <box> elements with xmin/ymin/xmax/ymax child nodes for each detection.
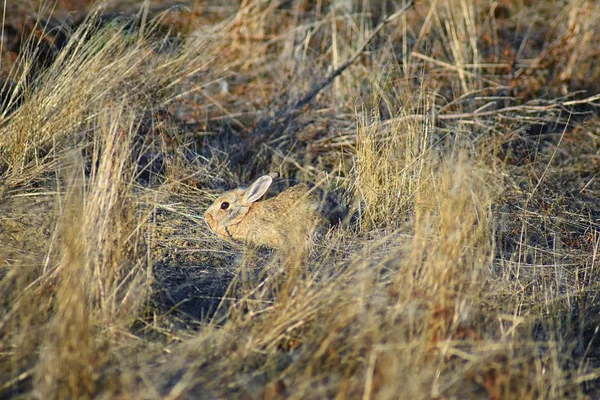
<box><xmin>2</xmin><ymin>1</ymin><xmax>600</xmax><ymax>399</ymax></box>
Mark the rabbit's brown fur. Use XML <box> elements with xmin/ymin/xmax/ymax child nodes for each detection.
<box><xmin>204</xmin><ymin>175</ymin><xmax>344</xmax><ymax>249</ymax></box>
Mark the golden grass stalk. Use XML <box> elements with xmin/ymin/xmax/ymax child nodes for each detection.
<box><xmin>34</xmin><ymin>101</ymin><xmax>147</xmax><ymax>398</ymax></box>
<box><xmin>353</xmin><ymin>86</ymin><xmax>432</xmax><ymax>230</ymax></box>
<box><xmin>0</xmin><ymin>6</ymin><xmax>224</xmax><ymax>192</ymax></box>
<box><xmin>1</xmin><ymin>5</ymin><xmax>224</xmax><ymax>395</ymax></box>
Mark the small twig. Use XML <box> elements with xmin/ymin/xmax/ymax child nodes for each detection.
<box><xmin>284</xmin><ymin>1</ymin><xmax>414</xmax><ymax>116</ymax></box>
<box><xmin>263</xmin><ymin>1</ymin><xmax>414</xmax><ymax>127</ymax></box>
<box><xmin>198</xmin><ymin>88</ymin><xmax>247</xmax><ymax>130</ymax></box>
<box><xmin>563</xmin><ymin>93</ymin><xmax>600</xmax><ymax>107</ymax></box>
<box><xmin>380</xmin><ymin>93</ymin><xmax>600</xmax><ymax>126</ymax></box>
<box><xmin>411</xmin><ymin>51</ymin><xmax>503</xmax><ymax>87</ymax></box>
<box><xmin>1</xmin><ymin>369</ymin><xmax>33</xmax><ymax>391</ymax></box>
<box><xmin>236</xmin><ymin>2</ymin><xmax>414</xmax><ymax>169</ymax></box>
<box><xmin>435</xmin><ymin>94</ymin><xmax>600</xmax><ymax>120</ymax></box>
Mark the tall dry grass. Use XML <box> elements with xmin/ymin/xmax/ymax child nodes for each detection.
<box><xmin>0</xmin><ymin>3</ymin><xmax>226</xmax><ymax>398</ymax></box>
<box><xmin>1</xmin><ymin>0</ymin><xmax>600</xmax><ymax>399</ymax></box>
<box><xmin>0</xmin><ymin>6</ymin><xmax>224</xmax><ymax>191</ymax></box>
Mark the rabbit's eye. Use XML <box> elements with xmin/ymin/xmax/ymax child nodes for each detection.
<box><xmin>220</xmin><ymin>202</ymin><xmax>230</xmax><ymax>210</ymax></box>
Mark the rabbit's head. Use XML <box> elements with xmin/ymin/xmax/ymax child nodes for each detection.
<box><xmin>204</xmin><ymin>175</ymin><xmax>274</xmax><ymax>243</ymax></box>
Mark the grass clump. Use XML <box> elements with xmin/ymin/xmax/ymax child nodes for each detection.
<box><xmin>1</xmin><ymin>1</ymin><xmax>600</xmax><ymax>399</ymax></box>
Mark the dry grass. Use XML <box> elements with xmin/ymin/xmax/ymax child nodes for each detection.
<box><xmin>1</xmin><ymin>0</ymin><xmax>600</xmax><ymax>399</ymax></box>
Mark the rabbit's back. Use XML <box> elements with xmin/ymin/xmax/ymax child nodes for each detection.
<box><xmin>244</xmin><ymin>184</ymin><xmax>347</xmax><ymax>247</ymax></box>
<box><xmin>233</xmin><ymin>184</ymin><xmax>319</xmax><ymax>248</ymax></box>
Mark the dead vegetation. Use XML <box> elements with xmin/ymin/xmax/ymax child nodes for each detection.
<box><xmin>1</xmin><ymin>0</ymin><xmax>600</xmax><ymax>399</ymax></box>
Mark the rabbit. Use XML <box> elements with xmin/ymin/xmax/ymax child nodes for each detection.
<box><xmin>204</xmin><ymin>174</ymin><xmax>347</xmax><ymax>249</ymax></box>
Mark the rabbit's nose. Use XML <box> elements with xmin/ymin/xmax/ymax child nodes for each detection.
<box><xmin>204</xmin><ymin>212</ymin><xmax>217</xmax><ymax>231</ymax></box>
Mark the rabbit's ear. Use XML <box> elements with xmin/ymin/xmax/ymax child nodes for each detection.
<box><xmin>244</xmin><ymin>175</ymin><xmax>273</xmax><ymax>203</ymax></box>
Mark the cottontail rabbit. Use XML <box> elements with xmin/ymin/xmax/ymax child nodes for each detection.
<box><xmin>204</xmin><ymin>174</ymin><xmax>346</xmax><ymax>249</ymax></box>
